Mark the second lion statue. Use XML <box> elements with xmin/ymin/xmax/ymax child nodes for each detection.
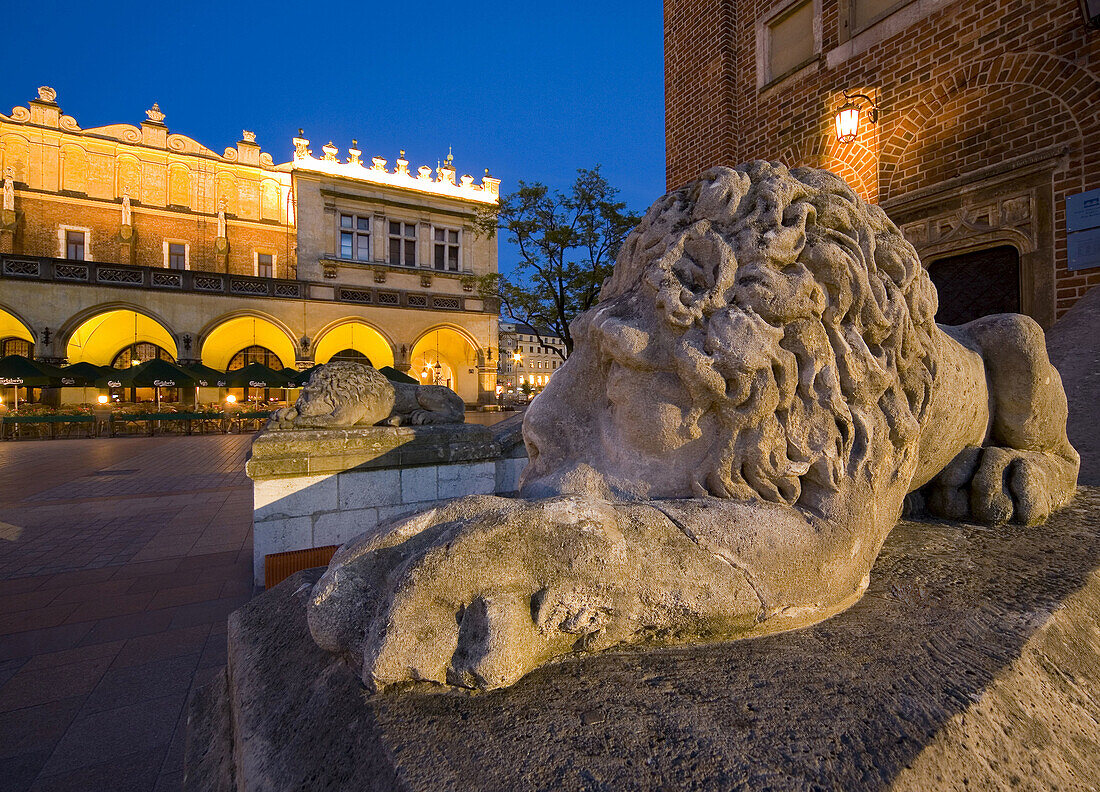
<box><xmin>268</xmin><ymin>362</ymin><xmax>465</xmax><ymax>429</ymax></box>
<box><xmin>306</xmin><ymin>162</ymin><xmax>1079</xmax><ymax>693</ymax></box>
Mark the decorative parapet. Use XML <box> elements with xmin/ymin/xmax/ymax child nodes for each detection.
<box><xmin>1</xmin><ymin>87</ymin><xmax>279</xmax><ymax>169</ymax></box>
<box><xmin>289</xmin><ymin>133</ymin><xmax>500</xmax><ymax>205</ymax></box>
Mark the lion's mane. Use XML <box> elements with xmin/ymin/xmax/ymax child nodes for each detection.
<box><xmin>299</xmin><ymin>362</ymin><xmax>393</xmax><ymax>423</ymax></box>
<box><xmin>583</xmin><ymin>161</ymin><xmax>939</xmax><ymax>507</ymax></box>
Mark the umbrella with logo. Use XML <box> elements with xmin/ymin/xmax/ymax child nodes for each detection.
<box><xmin>292</xmin><ymin>364</ymin><xmax>324</xmax><ymax>387</ymax></box>
<box><xmin>96</xmin><ymin>359</ymin><xmax>197</xmax><ymax>410</ymax></box>
<box><xmin>184</xmin><ymin>363</ymin><xmax>228</xmax><ymax>388</ymax></box>
<box><xmin>0</xmin><ymin>355</ymin><xmax>61</xmax><ymax>411</ymax></box>
<box><xmin>58</xmin><ymin>361</ymin><xmax>106</xmax><ymax>404</ymax></box>
<box><xmin>223</xmin><ymin>363</ymin><xmax>291</xmax><ymax>404</ymax></box>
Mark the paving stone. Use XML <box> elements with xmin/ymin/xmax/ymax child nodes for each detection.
<box><xmin>0</xmin><ymin>436</ymin><xmax>256</xmax><ymax>790</ymax></box>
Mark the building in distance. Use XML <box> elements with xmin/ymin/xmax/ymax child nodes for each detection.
<box><xmin>0</xmin><ymin>87</ymin><xmax>502</xmax><ymax>405</ymax></box>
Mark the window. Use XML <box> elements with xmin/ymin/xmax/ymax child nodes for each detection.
<box><xmin>433</xmin><ymin>227</ymin><xmax>460</xmax><ymax>271</ymax></box>
<box><xmin>328</xmin><ymin>348</ymin><xmax>372</xmax><ymax>366</ymax></box>
<box><xmin>765</xmin><ymin>0</ymin><xmax>816</xmax><ymax>83</ymax></box>
<box><xmin>850</xmin><ymin>0</ymin><xmax>911</xmax><ymax>32</ymax></box>
<box><xmin>339</xmin><ymin>214</ymin><xmax>371</xmax><ymax>262</ymax></box>
<box><xmin>256</xmin><ymin>253</ymin><xmax>274</xmax><ymax>278</ymax></box>
<box><xmin>66</xmin><ymin>230</ymin><xmax>86</xmax><ymax>261</ymax></box>
<box><xmin>168</xmin><ymin>243</ymin><xmax>187</xmax><ymax>270</ymax></box>
<box><xmin>228</xmin><ymin>345</ymin><xmax>282</xmax><ymax>370</ymax></box>
<box><xmin>112</xmin><ymin>343</ymin><xmax>174</xmax><ymax>369</ymax></box>
<box><xmin>388</xmin><ymin>221</ymin><xmax>417</xmax><ymax>266</ymax></box>
<box><xmin>0</xmin><ymin>338</ymin><xmax>31</xmax><ymax>358</ymax></box>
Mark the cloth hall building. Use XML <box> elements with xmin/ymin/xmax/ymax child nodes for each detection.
<box><xmin>0</xmin><ymin>86</ymin><xmax>501</xmax><ymax>405</ymax></box>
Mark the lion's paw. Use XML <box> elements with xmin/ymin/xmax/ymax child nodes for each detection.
<box><xmin>926</xmin><ymin>446</ymin><xmax>1074</xmax><ymax>526</ymax></box>
<box><xmin>307</xmin><ymin>496</ymin><xmax>762</xmax><ymax>692</ymax></box>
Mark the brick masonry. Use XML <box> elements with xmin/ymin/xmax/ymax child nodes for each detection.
<box><xmin>664</xmin><ymin>0</ymin><xmax>1100</xmax><ymax>321</ymax></box>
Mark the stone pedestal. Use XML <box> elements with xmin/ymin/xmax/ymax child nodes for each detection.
<box><xmin>247</xmin><ymin>420</ymin><xmax>526</xmax><ymax>586</ymax></box>
<box><xmin>188</xmin><ymin>488</ymin><xmax>1100</xmax><ymax>791</ymax></box>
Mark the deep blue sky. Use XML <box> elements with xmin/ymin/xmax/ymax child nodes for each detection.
<box><xmin>2</xmin><ymin>0</ymin><xmax>666</xmax><ymax>275</ymax></box>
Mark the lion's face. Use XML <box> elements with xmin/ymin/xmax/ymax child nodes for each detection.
<box><xmin>293</xmin><ymin>362</ymin><xmax>395</xmax><ymax>424</ymax></box>
<box><xmin>521</xmin><ymin>162</ymin><xmax>939</xmax><ymax>506</ymax></box>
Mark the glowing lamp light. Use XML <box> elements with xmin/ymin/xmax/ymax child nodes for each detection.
<box><xmin>834</xmin><ymin>91</ymin><xmax>879</xmax><ymax>145</ymax></box>
<box><xmin>97</xmin><ymin>394</ymin><xmax>109</xmax><ymax>404</ymax></box>
<box><xmin>225</xmin><ymin>394</ymin><xmax>237</xmax><ymax>404</ymax></box>
<box><xmin>835</xmin><ymin>103</ymin><xmax>860</xmax><ymax>144</ymax></box>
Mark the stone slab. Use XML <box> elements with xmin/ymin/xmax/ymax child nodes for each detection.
<box><xmin>188</xmin><ymin>488</ymin><xmax>1100</xmax><ymax>792</ymax></box>
<box><xmin>246</xmin><ymin>424</ymin><xmax>499</xmax><ymax>480</ymax></box>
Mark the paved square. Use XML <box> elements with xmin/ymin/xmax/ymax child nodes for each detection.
<box><xmin>0</xmin><ymin>434</ymin><xmax>255</xmax><ymax>792</ymax></box>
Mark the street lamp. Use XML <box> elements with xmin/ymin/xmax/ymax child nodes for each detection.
<box><xmin>835</xmin><ymin>91</ymin><xmax>879</xmax><ymax>144</ymax></box>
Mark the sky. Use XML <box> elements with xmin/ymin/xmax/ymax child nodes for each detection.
<box><xmin>1</xmin><ymin>0</ymin><xmax>666</xmax><ymax>276</ymax></box>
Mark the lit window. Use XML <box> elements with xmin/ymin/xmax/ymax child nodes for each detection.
<box><xmin>389</xmin><ymin>221</ymin><xmax>417</xmax><ymax>266</ymax></box>
<box><xmin>66</xmin><ymin>230</ymin><xmax>86</xmax><ymax>261</ymax></box>
<box><xmin>0</xmin><ymin>337</ymin><xmax>32</xmax><ymax>357</ymax></box>
<box><xmin>339</xmin><ymin>214</ymin><xmax>371</xmax><ymax>261</ymax></box>
<box><xmin>257</xmin><ymin>253</ymin><xmax>274</xmax><ymax>278</ymax></box>
<box><xmin>765</xmin><ymin>0</ymin><xmax>815</xmax><ymax>83</ymax></box>
<box><xmin>433</xmin><ymin>227</ymin><xmax>460</xmax><ymax>271</ymax></box>
<box><xmin>168</xmin><ymin>243</ymin><xmax>187</xmax><ymax>270</ymax></box>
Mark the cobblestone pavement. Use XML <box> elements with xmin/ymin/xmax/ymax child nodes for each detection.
<box><xmin>0</xmin><ymin>434</ymin><xmax>255</xmax><ymax>792</ymax></box>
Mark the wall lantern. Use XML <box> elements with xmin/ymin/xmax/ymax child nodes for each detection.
<box><xmin>835</xmin><ymin>91</ymin><xmax>879</xmax><ymax>144</ymax></box>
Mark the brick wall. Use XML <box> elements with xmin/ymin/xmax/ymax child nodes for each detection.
<box><xmin>8</xmin><ymin>195</ymin><xmax>294</xmax><ymax>278</ymax></box>
<box><xmin>664</xmin><ymin>0</ymin><xmax>1100</xmax><ymax>318</ymax></box>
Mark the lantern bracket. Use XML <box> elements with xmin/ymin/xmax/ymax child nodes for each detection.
<box><xmin>842</xmin><ymin>91</ymin><xmax>879</xmax><ymax>124</ymax></box>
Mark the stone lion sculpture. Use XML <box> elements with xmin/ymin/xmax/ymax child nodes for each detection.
<box><xmin>306</xmin><ymin>162</ymin><xmax>1079</xmax><ymax>693</ymax></box>
<box><xmin>268</xmin><ymin>361</ymin><xmax>464</xmax><ymax>429</ymax></box>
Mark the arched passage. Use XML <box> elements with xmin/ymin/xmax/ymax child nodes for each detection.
<box><xmin>200</xmin><ymin>315</ymin><xmax>296</xmax><ymax>371</ymax></box>
<box><xmin>0</xmin><ymin>305</ymin><xmax>35</xmax><ymax>357</ymax></box>
<box><xmin>65</xmin><ymin>308</ymin><xmax>177</xmax><ymax>366</ymax></box>
<box><xmin>314</xmin><ymin>321</ymin><xmax>395</xmax><ymax>368</ymax></box>
<box><xmin>410</xmin><ymin>326</ymin><xmax>479</xmax><ymax>404</ymax></box>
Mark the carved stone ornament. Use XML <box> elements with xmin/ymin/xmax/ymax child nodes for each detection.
<box><xmin>121</xmin><ymin>193</ymin><xmax>132</xmax><ymax>227</ymax></box>
<box><xmin>2</xmin><ymin>171</ymin><xmax>13</xmax><ymax>212</ymax></box>
<box><xmin>241</xmin><ymin>130</ymin><xmax>257</xmax><ymax>143</ymax></box>
<box><xmin>302</xmin><ymin>162</ymin><xmax>1080</xmax><ymax>695</ymax></box>
<box><xmin>145</xmin><ymin>103</ymin><xmax>166</xmax><ymax>124</ymax></box>
<box><xmin>268</xmin><ymin>362</ymin><xmax>465</xmax><ymax>430</ymax></box>
<box><xmin>36</xmin><ymin>86</ymin><xmax>56</xmax><ymax>103</ymax></box>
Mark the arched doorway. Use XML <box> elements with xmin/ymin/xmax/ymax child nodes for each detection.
<box><xmin>313</xmin><ymin>321</ymin><xmax>394</xmax><ymax>368</ymax></box>
<box><xmin>0</xmin><ymin>306</ymin><xmax>34</xmax><ymax>359</ymax></box>
<box><xmin>200</xmin><ymin>316</ymin><xmax>295</xmax><ymax>371</ymax></box>
<box><xmin>65</xmin><ymin>309</ymin><xmax>178</xmax><ymax>366</ymax></box>
<box><xmin>109</xmin><ymin>342</ymin><xmax>178</xmax><ymax>403</ymax></box>
<box><xmin>926</xmin><ymin>245</ymin><xmax>1021</xmax><ymax>326</ymax></box>
<box><xmin>200</xmin><ymin>315</ymin><xmax>296</xmax><ymax>406</ymax></box>
<box><xmin>64</xmin><ymin>309</ymin><xmax>178</xmax><ymax>404</ymax></box>
<box><xmin>410</xmin><ymin>327</ymin><xmax>479</xmax><ymax>404</ymax></box>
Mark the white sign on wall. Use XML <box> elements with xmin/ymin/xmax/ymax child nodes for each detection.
<box><xmin>1067</xmin><ymin>188</ymin><xmax>1100</xmax><ymax>271</ymax></box>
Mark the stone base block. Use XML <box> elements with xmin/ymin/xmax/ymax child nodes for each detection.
<box><xmin>188</xmin><ymin>488</ymin><xmax>1100</xmax><ymax>792</ymax></box>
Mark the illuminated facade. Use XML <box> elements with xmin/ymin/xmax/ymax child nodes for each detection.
<box><xmin>496</xmin><ymin>321</ymin><xmax>565</xmax><ymax>395</ymax></box>
<box><xmin>0</xmin><ymin>87</ymin><xmax>501</xmax><ymax>404</ymax></box>
<box><xmin>665</xmin><ymin>0</ymin><xmax>1100</xmax><ymax>326</ymax></box>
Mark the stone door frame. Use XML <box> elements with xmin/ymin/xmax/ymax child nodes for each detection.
<box><xmin>882</xmin><ymin>146</ymin><xmax>1067</xmax><ymax>329</ymax></box>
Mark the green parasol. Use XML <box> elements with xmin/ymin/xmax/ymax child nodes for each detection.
<box><xmin>0</xmin><ymin>355</ymin><xmax>61</xmax><ymax>410</ymax></box>
<box><xmin>185</xmin><ymin>363</ymin><xmax>228</xmax><ymax>388</ymax></box>
<box><xmin>378</xmin><ymin>365</ymin><xmax>418</xmax><ymax>384</ymax></box>
<box><xmin>224</xmin><ymin>363</ymin><xmax>291</xmax><ymax>403</ymax></box>
<box><xmin>96</xmin><ymin>359</ymin><xmax>198</xmax><ymax>410</ymax></box>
